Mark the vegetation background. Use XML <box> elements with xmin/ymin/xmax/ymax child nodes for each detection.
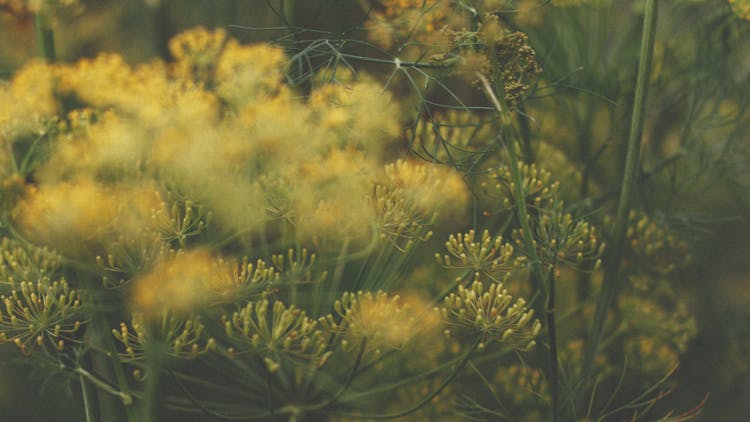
<box><xmin>1</xmin><ymin>0</ymin><xmax>749</xmax><ymax>420</ymax></box>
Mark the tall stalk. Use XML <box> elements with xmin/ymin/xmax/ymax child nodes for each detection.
<box><xmin>477</xmin><ymin>73</ymin><xmax>558</xmax><ymax>420</ymax></box>
<box><xmin>283</xmin><ymin>0</ymin><xmax>296</xmax><ymax>27</ymax></box>
<box><xmin>34</xmin><ymin>9</ymin><xmax>56</xmax><ymax>61</ymax></box>
<box><xmin>582</xmin><ymin>0</ymin><xmax>659</xmax><ymax>386</ymax></box>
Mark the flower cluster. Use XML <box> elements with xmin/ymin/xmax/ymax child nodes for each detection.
<box><xmin>620</xmin><ymin>211</ymin><xmax>691</xmax><ymax>276</ymax></box>
<box><xmin>0</xmin><ymin>279</ymin><xmax>83</xmax><ymax>355</ymax></box>
<box><xmin>223</xmin><ymin>299</ymin><xmax>331</xmax><ymax>371</ymax></box>
<box><xmin>323</xmin><ymin>290</ymin><xmax>440</xmax><ymax>359</ymax></box>
<box><xmin>436</xmin><ymin>229</ymin><xmax>521</xmax><ymax>282</ymax></box>
<box><xmin>515</xmin><ymin>205</ymin><xmax>605</xmax><ymax>274</ymax></box>
<box><xmin>441</xmin><ymin>275</ymin><xmax>541</xmax><ymax>350</ymax></box>
<box><xmin>485</xmin><ymin>162</ymin><xmax>560</xmax><ymax>211</ymax></box>
<box><xmin>729</xmin><ymin>0</ymin><xmax>750</xmax><ymax>20</ymax></box>
<box><xmin>113</xmin><ymin>311</ymin><xmax>214</xmax><ymax>361</ymax></box>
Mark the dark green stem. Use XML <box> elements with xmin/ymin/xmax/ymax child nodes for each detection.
<box><xmin>283</xmin><ymin>0</ymin><xmax>296</xmax><ymax>27</ymax></box>
<box><xmin>34</xmin><ymin>10</ymin><xmax>56</xmax><ymax>61</ymax></box>
<box><xmin>142</xmin><ymin>333</ymin><xmax>168</xmax><ymax>422</ymax></box>
<box><xmin>582</xmin><ymin>0</ymin><xmax>659</xmax><ymax>386</ymax></box>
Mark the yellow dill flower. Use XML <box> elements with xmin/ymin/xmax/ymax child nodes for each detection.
<box><xmin>327</xmin><ymin>290</ymin><xmax>441</xmax><ymax>357</ymax></box>
<box><xmin>364</xmin><ymin>0</ymin><xmax>453</xmax><ymax>54</ymax></box>
<box><xmin>728</xmin><ymin>0</ymin><xmax>750</xmax><ymax>20</ymax></box>
<box><xmin>307</xmin><ymin>78</ymin><xmax>401</xmax><ymax>152</ymax></box>
<box><xmin>291</xmin><ymin>149</ymin><xmax>379</xmax><ymax>244</ymax></box>
<box><xmin>56</xmin><ymin>54</ymin><xmax>218</xmax><ymax>127</ymax></box>
<box><xmin>130</xmin><ymin>249</ymin><xmax>222</xmax><ymax>315</ymax></box>
<box><xmin>0</xmin><ymin>60</ymin><xmax>57</xmax><ymax>139</ymax></box>
<box><xmin>13</xmin><ymin>177</ymin><xmax>165</xmax><ymax>256</ymax></box>
<box><xmin>215</xmin><ymin>40</ymin><xmax>288</xmax><ymax>107</ymax></box>
<box><xmin>168</xmin><ymin>26</ymin><xmax>228</xmax><ymax>84</ymax></box>
<box><xmin>384</xmin><ymin>159</ymin><xmax>469</xmax><ymax>220</ymax></box>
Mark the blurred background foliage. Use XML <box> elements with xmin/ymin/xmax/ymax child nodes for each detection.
<box><xmin>1</xmin><ymin>0</ymin><xmax>749</xmax><ymax>420</ymax></box>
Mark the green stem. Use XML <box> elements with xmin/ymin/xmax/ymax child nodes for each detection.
<box><xmin>477</xmin><ymin>73</ymin><xmax>546</xmax><ymax>304</ymax></box>
<box><xmin>34</xmin><ymin>10</ymin><xmax>56</xmax><ymax>62</ymax></box>
<box><xmin>283</xmin><ymin>0</ymin><xmax>295</xmax><ymax>27</ymax></box>
<box><xmin>582</xmin><ymin>0</ymin><xmax>659</xmax><ymax>386</ymax></box>
<box><xmin>327</xmin><ymin>339</ymin><xmax>481</xmax><ymax>420</ymax></box>
<box><xmin>79</xmin><ymin>371</ymin><xmax>97</xmax><ymax>422</ymax></box>
<box><xmin>546</xmin><ymin>267</ymin><xmax>559</xmax><ymax>421</ymax></box>
<box><xmin>75</xmin><ymin>366</ymin><xmax>133</xmax><ymax>405</ymax></box>
<box><xmin>142</xmin><ymin>334</ymin><xmax>168</xmax><ymax>422</ymax></box>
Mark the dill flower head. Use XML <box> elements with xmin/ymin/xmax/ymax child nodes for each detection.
<box><xmin>326</xmin><ymin>290</ymin><xmax>441</xmax><ymax>358</ymax></box>
<box><xmin>384</xmin><ymin>159</ymin><xmax>470</xmax><ymax>221</ymax></box>
<box><xmin>113</xmin><ymin>311</ymin><xmax>213</xmax><ymax>361</ymax></box>
<box><xmin>223</xmin><ymin>298</ymin><xmax>331</xmax><ymax>371</ymax></box>
<box><xmin>441</xmin><ymin>274</ymin><xmax>541</xmax><ymax>351</ymax></box>
<box><xmin>363</xmin><ymin>0</ymin><xmax>454</xmax><ymax>54</ymax></box>
<box><xmin>436</xmin><ymin>229</ymin><xmax>521</xmax><ymax>282</ymax></box>
<box><xmin>13</xmin><ymin>177</ymin><xmax>165</xmax><ymax>256</ymax></box>
<box><xmin>0</xmin><ymin>278</ymin><xmax>84</xmax><ymax>355</ymax></box>
<box><xmin>130</xmin><ymin>249</ymin><xmax>239</xmax><ymax>315</ymax></box>
<box><xmin>0</xmin><ymin>60</ymin><xmax>57</xmax><ymax>139</ymax></box>
<box><xmin>729</xmin><ymin>0</ymin><xmax>750</xmax><ymax>20</ymax></box>
<box><xmin>215</xmin><ymin>39</ymin><xmax>287</xmax><ymax>108</ymax></box>
<box><xmin>0</xmin><ymin>237</ymin><xmax>60</xmax><ymax>284</ymax></box>
<box><xmin>168</xmin><ymin>26</ymin><xmax>228</xmax><ymax>84</ymax></box>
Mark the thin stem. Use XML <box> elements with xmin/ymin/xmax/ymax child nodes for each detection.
<box><xmin>79</xmin><ymin>371</ymin><xmax>97</xmax><ymax>422</ymax></box>
<box><xmin>34</xmin><ymin>10</ymin><xmax>56</xmax><ymax>61</ymax></box>
<box><xmin>582</xmin><ymin>0</ymin><xmax>659</xmax><ymax>386</ymax></box>
<box><xmin>327</xmin><ymin>339</ymin><xmax>481</xmax><ymax>420</ymax></box>
<box><xmin>546</xmin><ymin>266</ymin><xmax>559</xmax><ymax>421</ymax></box>
<box><xmin>75</xmin><ymin>366</ymin><xmax>133</xmax><ymax>405</ymax></box>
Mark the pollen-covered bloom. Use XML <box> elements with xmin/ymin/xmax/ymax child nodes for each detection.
<box><xmin>385</xmin><ymin>159</ymin><xmax>470</xmax><ymax>221</ymax></box>
<box><xmin>323</xmin><ymin>290</ymin><xmax>441</xmax><ymax>358</ymax></box>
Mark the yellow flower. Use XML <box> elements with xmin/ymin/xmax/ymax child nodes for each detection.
<box><xmin>0</xmin><ymin>60</ymin><xmax>57</xmax><ymax>140</ymax></box>
<box><xmin>385</xmin><ymin>159</ymin><xmax>469</xmax><ymax>220</ymax></box>
<box><xmin>13</xmin><ymin>177</ymin><xmax>165</xmax><ymax>256</ymax></box>
<box><xmin>329</xmin><ymin>290</ymin><xmax>441</xmax><ymax>357</ymax></box>
<box><xmin>729</xmin><ymin>0</ymin><xmax>750</xmax><ymax>20</ymax></box>
<box><xmin>130</xmin><ymin>249</ymin><xmax>219</xmax><ymax>315</ymax></box>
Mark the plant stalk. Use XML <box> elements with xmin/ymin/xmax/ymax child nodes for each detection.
<box><xmin>34</xmin><ymin>10</ymin><xmax>56</xmax><ymax>61</ymax></box>
<box><xmin>582</xmin><ymin>0</ymin><xmax>659</xmax><ymax>386</ymax></box>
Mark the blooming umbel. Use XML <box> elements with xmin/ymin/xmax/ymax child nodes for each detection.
<box><xmin>223</xmin><ymin>299</ymin><xmax>331</xmax><ymax>371</ymax></box>
<box><xmin>0</xmin><ymin>279</ymin><xmax>84</xmax><ymax>355</ymax></box>
<box><xmin>441</xmin><ymin>275</ymin><xmax>541</xmax><ymax>351</ymax></box>
<box><xmin>436</xmin><ymin>229</ymin><xmax>521</xmax><ymax>282</ymax></box>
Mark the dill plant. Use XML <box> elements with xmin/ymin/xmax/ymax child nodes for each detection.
<box><xmin>1</xmin><ymin>0</ymin><xmax>749</xmax><ymax>420</ymax></box>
